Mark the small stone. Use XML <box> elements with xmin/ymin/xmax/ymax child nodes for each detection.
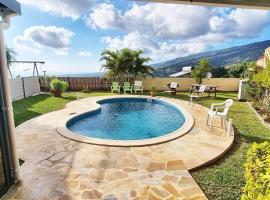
<box><xmin>147</xmin><ymin>162</ymin><xmax>165</xmax><ymax>172</ymax></box>
<box><xmin>166</xmin><ymin>160</ymin><xmax>186</xmax><ymax>171</ymax></box>
<box><xmin>81</xmin><ymin>190</ymin><xmax>103</xmax><ymax>199</ymax></box>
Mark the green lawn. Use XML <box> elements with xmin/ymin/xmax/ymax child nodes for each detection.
<box><xmin>13</xmin><ymin>92</ymin><xmax>113</xmax><ymax>126</ymax></box>
<box><xmin>12</xmin><ymin>91</ymin><xmax>270</xmax><ymax>200</ymax></box>
<box><xmin>165</xmin><ymin>92</ymin><xmax>270</xmax><ymax>200</ymax></box>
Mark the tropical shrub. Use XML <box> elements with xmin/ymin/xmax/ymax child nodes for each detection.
<box><xmin>242</xmin><ymin>142</ymin><xmax>270</xmax><ymax>200</ymax></box>
<box><xmin>49</xmin><ymin>79</ymin><xmax>69</xmax><ymax>97</ymax></box>
<box><xmin>191</xmin><ymin>58</ymin><xmax>212</xmax><ymax>84</ymax></box>
<box><xmin>100</xmin><ymin>48</ymin><xmax>154</xmax><ymax>82</ymax></box>
<box><xmin>227</xmin><ymin>62</ymin><xmax>255</xmax><ymax>78</ymax></box>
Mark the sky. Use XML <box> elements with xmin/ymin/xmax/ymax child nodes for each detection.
<box><xmin>5</xmin><ymin>0</ymin><xmax>270</xmax><ymax>76</ymax></box>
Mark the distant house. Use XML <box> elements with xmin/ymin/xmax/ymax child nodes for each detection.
<box><xmin>169</xmin><ymin>66</ymin><xmax>194</xmax><ymax>77</ymax></box>
<box><xmin>257</xmin><ymin>47</ymin><xmax>270</xmax><ymax>68</ymax></box>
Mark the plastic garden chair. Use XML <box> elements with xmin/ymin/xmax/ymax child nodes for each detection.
<box><xmin>188</xmin><ymin>85</ymin><xmax>207</xmax><ymax>105</ymax></box>
<box><xmin>164</xmin><ymin>82</ymin><xmax>179</xmax><ymax>98</ymax></box>
<box><xmin>134</xmin><ymin>81</ymin><xmax>144</xmax><ymax>94</ymax></box>
<box><xmin>123</xmin><ymin>82</ymin><xmax>133</xmax><ymax>94</ymax></box>
<box><xmin>111</xmin><ymin>82</ymin><xmax>121</xmax><ymax>93</ymax></box>
<box><xmin>206</xmin><ymin>99</ymin><xmax>233</xmax><ymax>130</ymax></box>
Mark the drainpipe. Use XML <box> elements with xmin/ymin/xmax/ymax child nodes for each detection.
<box><xmin>0</xmin><ymin>16</ymin><xmax>20</xmax><ymax>182</ymax></box>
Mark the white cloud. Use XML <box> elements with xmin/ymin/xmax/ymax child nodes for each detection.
<box><xmin>87</xmin><ymin>3</ymin><xmax>212</xmax><ymax>40</ymax></box>
<box><xmin>18</xmin><ymin>0</ymin><xmax>96</xmax><ymax>20</ymax></box>
<box><xmin>213</xmin><ymin>9</ymin><xmax>270</xmax><ymax>38</ymax></box>
<box><xmin>14</xmin><ymin>26</ymin><xmax>74</xmax><ymax>55</ymax></box>
<box><xmin>85</xmin><ymin>3</ymin><xmax>123</xmax><ymax>30</ymax></box>
<box><xmin>88</xmin><ymin>3</ymin><xmax>270</xmax><ymax>42</ymax></box>
<box><xmin>101</xmin><ymin>31</ymin><xmax>207</xmax><ymax>61</ymax></box>
<box><xmin>77</xmin><ymin>51</ymin><xmax>92</xmax><ymax>57</ymax></box>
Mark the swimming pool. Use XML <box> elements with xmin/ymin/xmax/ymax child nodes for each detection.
<box><xmin>67</xmin><ymin>98</ymin><xmax>186</xmax><ymax>141</ymax></box>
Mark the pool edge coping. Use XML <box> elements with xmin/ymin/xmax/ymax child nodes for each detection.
<box><xmin>56</xmin><ymin>95</ymin><xmax>195</xmax><ymax>147</ymax></box>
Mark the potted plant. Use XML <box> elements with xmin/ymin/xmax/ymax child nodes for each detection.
<box><xmin>50</xmin><ymin>79</ymin><xmax>69</xmax><ymax>97</ymax></box>
<box><xmin>150</xmin><ymin>86</ymin><xmax>156</xmax><ymax>97</ymax></box>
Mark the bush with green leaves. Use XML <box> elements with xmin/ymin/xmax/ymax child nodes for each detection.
<box><xmin>242</xmin><ymin>142</ymin><xmax>270</xmax><ymax>200</ymax></box>
<box><xmin>49</xmin><ymin>79</ymin><xmax>69</xmax><ymax>97</ymax></box>
<box><xmin>191</xmin><ymin>58</ymin><xmax>212</xmax><ymax>84</ymax></box>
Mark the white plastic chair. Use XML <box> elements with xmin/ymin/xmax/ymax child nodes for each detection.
<box><xmin>134</xmin><ymin>81</ymin><xmax>144</xmax><ymax>94</ymax></box>
<box><xmin>169</xmin><ymin>82</ymin><xmax>178</xmax><ymax>89</ymax></box>
<box><xmin>164</xmin><ymin>82</ymin><xmax>179</xmax><ymax>97</ymax></box>
<box><xmin>188</xmin><ymin>85</ymin><xmax>207</xmax><ymax>105</ymax></box>
<box><xmin>207</xmin><ymin>99</ymin><xmax>233</xmax><ymax>130</ymax></box>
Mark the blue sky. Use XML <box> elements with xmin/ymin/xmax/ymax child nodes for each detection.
<box><xmin>5</xmin><ymin>0</ymin><xmax>270</xmax><ymax>76</ymax></box>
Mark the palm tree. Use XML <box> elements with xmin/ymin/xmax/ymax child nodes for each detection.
<box><xmin>132</xmin><ymin>50</ymin><xmax>153</xmax><ymax>78</ymax></box>
<box><xmin>6</xmin><ymin>46</ymin><xmax>17</xmax><ymax>78</ymax></box>
<box><xmin>100</xmin><ymin>48</ymin><xmax>154</xmax><ymax>82</ymax></box>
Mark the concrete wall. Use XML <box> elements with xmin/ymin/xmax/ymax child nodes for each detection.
<box><xmin>140</xmin><ymin>78</ymin><xmax>240</xmax><ymax>91</ymax></box>
<box><xmin>9</xmin><ymin>77</ymin><xmax>40</xmax><ymax>101</ymax></box>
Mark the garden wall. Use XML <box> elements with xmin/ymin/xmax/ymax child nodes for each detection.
<box><xmin>41</xmin><ymin>77</ymin><xmax>240</xmax><ymax>92</ymax></box>
<box><xmin>140</xmin><ymin>78</ymin><xmax>240</xmax><ymax>91</ymax></box>
<box><xmin>9</xmin><ymin>77</ymin><xmax>40</xmax><ymax>101</ymax></box>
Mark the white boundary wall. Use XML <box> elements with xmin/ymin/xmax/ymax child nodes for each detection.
<box><xmin>9</xmin><ymin>77</ymin><xmax>40</xmax><ymax>101</ymax></box>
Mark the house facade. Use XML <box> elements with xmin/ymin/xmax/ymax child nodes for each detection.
<box><xmin>257</xmin><ymin>47</ymin><xmax>270</xmax><ymax>68</ymax></box>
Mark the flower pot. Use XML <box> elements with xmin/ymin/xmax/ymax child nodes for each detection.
<box><xmin>150</xmin><ymin>91</ymin><xmax>155</xmax><ymax>97</ymax></box>
<box><xmin>52</xmin><ymin>90</ymin><xmax>62</xmax><ymax>97</ymax></box>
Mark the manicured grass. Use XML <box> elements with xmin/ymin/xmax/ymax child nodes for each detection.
<box><xmin>163</xmin><ymin>92</ymin><xmax>270</xmax><ymax>200</ymax></box>
<box><xmin>12</xmin><ymin>91</ymin><xmax>270</xmax><ymax>199</ymax></box>
<box><xmin>13</xmin><ymin>91</ymin><xmax>113</xmax><ymax>126</ymax></box>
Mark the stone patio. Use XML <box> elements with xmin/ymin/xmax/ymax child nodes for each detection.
<box><xmin>3</xmin><ymin>96</ymin><xmax>234</xmax><ymax>200</ymax></box>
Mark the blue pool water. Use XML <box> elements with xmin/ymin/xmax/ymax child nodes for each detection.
<box><xmin>67</xmin><ymin>98</ymin><xmax>186</xmax><ymax>140</ymax></box>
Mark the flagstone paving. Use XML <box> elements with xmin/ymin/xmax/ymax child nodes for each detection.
<box><xmin>3</xmin><ymin>96</ymin><xmax>234</xmax><ymax>200</ymax></box>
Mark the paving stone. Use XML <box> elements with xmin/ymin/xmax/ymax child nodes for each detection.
<box><xmin>14</xmin><ymin>188</ymin><xmax>32</xmax><ymax>199</ymax></box>
<box><xmin>130</xmin><ymin>190</ymin><xmax>137</xmax><ymax>198</ymax></box>
<box><xmin>162</xmin><ymin>183</ymin><xmax>182</xmax><ymax>197</ymax></box>
<box><xmin>98</xmin><ymin>160</ymin><xmax>117</xmax><ymax>169</ymax></box>
<box><xmin>57</xmin><ymin>194</ymin><xmax>76</xmax><ymax>200</ymax></box>
<box><xmin>147</xmin><ymin>162</ymin><xmax>165</xmax><ymax>172</ymax></box>
<box><xmin>81</xmin><ymin>190</ymin><xmax>103</xmax><ymax>199</ymax></box>
<box><xmin>105</xmin><ymin>169</ymin><xmax>128</xmax><ymax>181</ymax></box>
<box><xmin>102</xmin><ymin>194</ymin><xmax>118</xmax><ymax>200</ymax></box>
<box><xmin>166</xmin><ymin>160</ymin><xmax>186</xmax><ymax>171</ymax></box>
<box><xmin>150</xmin><ymin>187</ymin><xmax>170</xmax><ymax>199</ymax></box>
<box><xmin>4</xmin><ymin>96</ymin><xmax>234</xmax><ymax>200</ymax></box>
<box><xmin>162</xmin><ymin>175</ymin><xmax>179</xmax><ymax>183</ymax></box>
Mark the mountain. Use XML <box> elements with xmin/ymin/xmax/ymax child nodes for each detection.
<box><xmin>153</xmin><ymin>40</ymin><xmax>270</xmax><ymax>77</ymax></box>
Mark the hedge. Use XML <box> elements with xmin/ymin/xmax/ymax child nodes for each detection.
<box><xmin>242</xmin><ymin>142</ymin><xmax>270</xmax><ymax>200</ymax></box>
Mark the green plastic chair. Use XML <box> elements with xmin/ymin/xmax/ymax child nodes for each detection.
<box><xmin>111</xmin><ymin>82</ymin><xmax>121</xmax><ymax>93</ymax></box>
<box><xmin>134</xmin><ymin>81</ymin><xmax>144</xmax><ymax>94</ymax></box>
<box><xmin>123</xmin><ymin>82</ymin><xmax>133</xmax><ymax>94</ymax></box>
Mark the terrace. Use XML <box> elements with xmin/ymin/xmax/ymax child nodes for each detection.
<box><xmin>0</xmin><ymin>0</ymin><xmax>269</xmax><ymax>200</ymax></box>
